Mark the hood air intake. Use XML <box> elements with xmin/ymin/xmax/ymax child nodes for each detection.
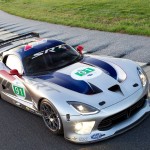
<box><xmin>108</xmin><ymin>85</ymin><xmax>123</xmax><ymax>95</ymax></box>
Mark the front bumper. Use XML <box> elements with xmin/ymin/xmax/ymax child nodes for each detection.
<box><xmin>62</xmin><ymin>87</ymin><xmax>150</xmax><ymax>143</ymax></box>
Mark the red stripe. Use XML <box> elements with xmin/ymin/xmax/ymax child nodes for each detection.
<box><xmin>0</xmin><ymin>70</ymin><xmax>16</xmax><ymax>82</ymax></box>
<box><xmin>24</xmin><ymin>45</ymin><xmax>33</xmax><ymax>51</ymax></box>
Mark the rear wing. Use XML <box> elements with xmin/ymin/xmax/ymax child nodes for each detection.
<box><xmin>0</xmin><ymin>32</ymin><xmax>39</xmax><ymax>48</ymax></box>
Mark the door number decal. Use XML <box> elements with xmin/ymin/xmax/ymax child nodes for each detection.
<box><xmin>12</xmin><ymin>85</ymin><xmax>26</xmax><ymax>98</ymax></box>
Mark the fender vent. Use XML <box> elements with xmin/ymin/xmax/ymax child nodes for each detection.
<box><xmin>108</xmin><ymin>85</ymin><xmax>123</xmax><ymax>94</ymax></box>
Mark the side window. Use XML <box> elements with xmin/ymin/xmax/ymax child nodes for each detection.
<box><xmin>5</xmin><ymin>55</ymin><xmax>23</xmax><ymax>74</ymax></box>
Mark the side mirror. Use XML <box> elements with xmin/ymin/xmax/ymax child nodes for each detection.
<box><xmin>76</xmin><ymin>45</ymin><xmax>84</xmax><ymax>54</ymax></box>
<box><xmin>9</xmin><ymin>69</ymin><xmax>22</xmax><ymax>78</ymax></box>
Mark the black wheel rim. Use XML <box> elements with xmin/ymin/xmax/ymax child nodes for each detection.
<box><xmin>41</xmin><ymin>103</ymin><xmax>61</xmax><ymax>132</ymax></box>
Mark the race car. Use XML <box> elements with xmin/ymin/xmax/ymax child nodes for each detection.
<box><xmin>0</xmin><ymin>32</ymin><xmax>150</xmax><ymax>143</ymax></box>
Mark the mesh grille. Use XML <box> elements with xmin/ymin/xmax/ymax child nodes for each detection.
<box><xmin>98</xmin><ymin>95</ymin><xmax>147</xmax><ymax>131</ymax></box>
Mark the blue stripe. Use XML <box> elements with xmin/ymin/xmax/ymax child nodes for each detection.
<box><xmin>82</xmin><ymin>57</ymin><xmax>117</xmax><ymax>80</ymax></box>
<box><xmin>35</xmin><ymin>72</ymin><xmax>94</xmax><ymax>94</ymax></box>
<box><xmin>19</xmin><ymin>40</ymin><xmax>64</xmax><ymax>58</ymax></box>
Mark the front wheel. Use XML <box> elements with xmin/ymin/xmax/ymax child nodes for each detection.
<box><xmin>40</xmin><ymin>99</ymin><xmax>63</xmax><ymax>134</ymax></box>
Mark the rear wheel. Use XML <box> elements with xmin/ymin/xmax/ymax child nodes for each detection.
<box><xmin>40</xmin><ymin>99</ymin><xmax>63</xmax><ymax>134</ymax></box>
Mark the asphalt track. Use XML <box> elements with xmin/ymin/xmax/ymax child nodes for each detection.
<box><xmin>0</xmin><ymin>10</ymin><xmax>150</xmax><ymax>150</ymax></box>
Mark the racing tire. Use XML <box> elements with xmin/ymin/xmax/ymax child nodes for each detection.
<box><xmin>40</xmin><ymin>99</ymin><xmax>63</xmax><ymax>135</ymax></box>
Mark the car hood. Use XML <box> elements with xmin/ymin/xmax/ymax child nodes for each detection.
<box><xmin>24</xmin><ymin>55</ymin><xmax>142</xmax><ymax>111</ymax></box>
<box><xmin>32</xmin><ymin>56</ymin><xmax>122</xmax><ymax>94</ymax></box>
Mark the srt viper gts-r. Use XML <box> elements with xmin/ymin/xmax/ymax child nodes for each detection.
<box><xmin>0</xmin><ymin>32</ymin><xmax>149</xmax><ymax>143</ymax></box>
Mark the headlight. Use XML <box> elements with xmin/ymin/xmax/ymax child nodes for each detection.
<box><xmin>67</xmin><ymin>101</ymin><xmax>99</xmax><ymax>115</ymax></box>
<box><xmin>137</xmin><ymin>67</ymin><xmax>147</xmax><ymax>87</ymax></box>
<box><xmin>74</xmin><ymin>121</ymin><xmax>95</xmax><ymax>134</ymax></box>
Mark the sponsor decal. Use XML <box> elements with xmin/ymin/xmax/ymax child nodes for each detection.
<box><xmin>27</xmin><ymin>79</ymin><xmax>59</xmax><ymax>91</ymax></box>
<box><xmin>31</xmin><ymin>44</ymin><xmax>63</xmax><ymax>59</ymax></box>
<box><xmin>75</xmin><ymin>67</ymin><xmax>95</xmax><ymax>77</ymax></box>
<box><xmin>71</xmin><ymin>67</ymin><xmax>102</xmax><ymax>80</ymax></box>
<box><xmin>82</xmin><ymin>57</ymin><xmax>118</xmax><ymax>80</ymax></box>
<box><xmin>91</xmin><ymin>133</ymin><xmax>105</xmax><ymax>140</ymax></box>
<box><xmin>12</xmin><ymin>80</ymin><xmax>26</xmax><ymax>99</ymax></box>
<box><xmin>24</xmin><ymin>39</ymin><xmax>47</xmax><ymax>51</ymax></box>
<box><xmin>78</xmin><ymin>137</ymin><xmax>88</xmax><ymax>142</ymax></box>
<box><xmin>67</xmin><ymin>137</ymin><xmax>88</xmax><ymax>142</ymax></box>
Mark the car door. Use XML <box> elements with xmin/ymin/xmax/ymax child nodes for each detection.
<box><xmin>0</xmin><ymin>54</ymin><xmax>32</xmax><ymax>104</ymax></box>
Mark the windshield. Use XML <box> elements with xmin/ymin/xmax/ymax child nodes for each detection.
<box><xmin>23</xmin><ymin>44</ymin><xmax>82</xmax><ymax>75</ymax></box>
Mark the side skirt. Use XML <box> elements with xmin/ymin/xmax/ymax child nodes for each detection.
<box><xmin>1</xmin><ymin>91</ymin><xmax>41</xmax><ymax>116</ymax></box>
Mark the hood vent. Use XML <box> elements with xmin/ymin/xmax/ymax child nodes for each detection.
<box><xmin>89</xmin><ymin>83</ymin><xmax>103</xmax><ymax>94</ymax></box>
<box><xmin>108</xmin><ymin>85</ymin><xmax>123</xmax><ymax>95</ymax></box>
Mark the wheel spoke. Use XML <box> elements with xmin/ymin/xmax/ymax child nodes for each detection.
<box><xmin>44</xmin><ymin>116</ymin><xmax>49</xmax><ymax>120</ymax></box>
<box><xmin>48</xmin><ymin>121</ymin><xmax>53</xmax><ymax>128</ymax></box>
<box><xmin>52</xmin><ymin>122</ymin><xmax>57</xmax><ymax>129</ymax></box>
<box><xmin>41</xmin><ymin>103</ymin><xmax>61</xmax><ymax>132</ymax></box>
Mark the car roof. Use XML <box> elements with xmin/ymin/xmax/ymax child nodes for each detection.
<box><xmin>8</xmin><ymin>39</ymin><xmax>65</xmax><ymax>59</ymax></box>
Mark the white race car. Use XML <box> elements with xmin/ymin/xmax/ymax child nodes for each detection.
<box><xmin>0</xmin><ymin>32</ymin><xmax>149</xmax><ymax>143</ymax></box>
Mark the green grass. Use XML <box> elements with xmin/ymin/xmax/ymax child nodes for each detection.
<box><xmin>0</xmin><ymin>0</ymin><xmax>150</xmax><ymax>36</ymax></box>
